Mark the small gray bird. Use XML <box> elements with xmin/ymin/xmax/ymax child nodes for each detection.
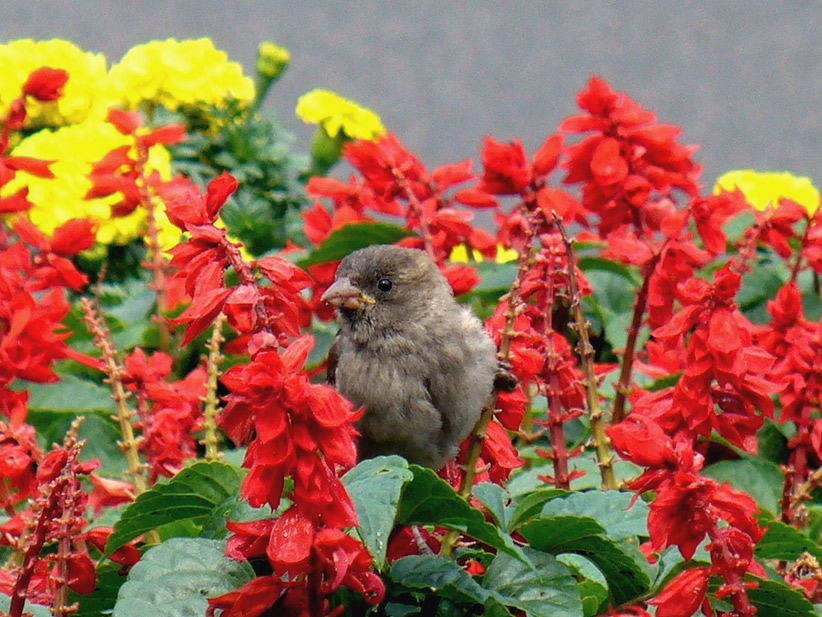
<box><xmin>322</xmin><ymin>245</ymin><xmax>498</xmax><ymax>469</ymax></box>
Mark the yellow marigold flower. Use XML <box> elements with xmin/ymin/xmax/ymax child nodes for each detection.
<box><xmin>450</xmin><ymin>243</ymin><xmax>519</xmax><ymax>264</ymax></box>
<box><xmin>109</xmin><ymin>38</ymin><xmax>255</xmax><ymax>111</ymax></box>
<box><xmin>714</xmin><ymin>170</ymin><xmax>820</xmax><ymax>217</ymax></box>
<box><xmin>1</xmin><ymin>119</ymin><xmax>180</xmax><ymax>247</ymax></box>
<box><xmin>0</xmin><ymin>39</ymin><xmax>114</xmax><ymax>127</ymax></box>
<box><xmin>296</xmin><ymin>89</ymin><xmax>385</xmax><ymax>141</ymax></box>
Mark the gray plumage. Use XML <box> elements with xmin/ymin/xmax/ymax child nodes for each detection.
<box><xmin>322</xmin><ymin>245</ymin><xmax>497</xmax><ymax>469</ymax></box>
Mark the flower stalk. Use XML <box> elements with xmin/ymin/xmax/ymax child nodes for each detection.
<box><xmin>611</xmin><ymin>257</ymin><xmax>657</xmax><ymax>425</ymax></box>
<box><xmin>135</xmin><ymin>142</ymin><xmax>172</xmax><ymax>355</ymax></box>
<box><xmin>80</xmin><ymin>298</ymin><xmax>148</xmax><ymax>496</ymax></box>
<box><xmin>553</xmin><ymin>215</ymin><xmax>616</xmax><ymax>489</ymax></box>
<box><xmin>201</xmin><ymin>313</ymin><xmax>227</xmax><ymax>461</ymax></box>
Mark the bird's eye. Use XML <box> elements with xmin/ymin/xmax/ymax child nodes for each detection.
<box><xmin>377</xmin><ymin>278</ymin><xmax>393</xmax><ymax>292</ymax></box>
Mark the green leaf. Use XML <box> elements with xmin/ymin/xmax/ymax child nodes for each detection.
<box><xmin>397</xmin><ymin>465</ymin><xmax>524</xmax><ymax>560</ymax></box>
<box><xmin>106</xmin><ymin>461</ymin><xmax>245</xmax><ymax>554</ymax></box>
<box><xmin>483</xmin><ymin>548</ymin><xmax>583</xmax><ymax>617</ymax></box>
<box><xmin>506</xmin><ymin>487</ymin><xmax>569</xmax><ymax>531</ymax></box>
<box><xmin>702</xmin><ymin>457</ymin><xmax>784</xmax><ymax>516</ymax></box>
<box><xmin>755</xmin><ymin>520</ymin><xmax>822</xmax><ymax>563</ymax></box>
<box><xmin>23</xmin><ymin>374</ymin><xmax>116</xmax><ymax>413</ymax></box>
<box><xmin>25</xmin><ymin>412</ymin><xmax>126</xmax><ymax>477</ymax></box>
<box><xmin>458</xmin><ymin>261</ymin><xmax>518</xmax><ymax>303</ymax></box>
<box><xmin>482</xmin><ymin>598</ymin><xmax>515</xmax><ymax>617</ymax></box>
<box><xmin>473</xmin><ymin>482</ymin><xmax>515</xmax><ymax>531</ymax></box>
<box><xmin>385</xmin><ymin>602</ymin><xmax>423</xmax><ymax>617</ymax></box>
<box><xmin>389</xmin><ymin>554</ymin><xmax>489</xmax><ymax>604</ymax></box>
<box><xmin>297</xmin><ymin>221</ymin><xmax>415</xmax><ymax>266</ymax></box>
<box><xmin>390</xmin><ymin>551</ymin><xmax>582</xmax><ymax>617</ymax></box>
<box><xmin>112</xmin><ymin>538</ymin><xmax>254</xmax><ymax>617</ymax></box>
<box><xmin>757</xmin><ymin>419</ymin><xmax>790</xmax><ymax>465</ymax></box>
<box><xmin>540</xmin><ymin>490</ymin><xmax>649</xmax><ymax>541</ymax></box>
<box><xmin>343</xmin><ymin>455</ymin><xmax>414</xmax><ymax>569</ymax></box>
<box><xmin>199</xmin><ymin>496</ymin><xmax>273</xmax><ymax>540</ymax></box>
<box><xmin>577</xmin><ymin>579</ymin><xmax>609</xmax><ymax>617</ymax></box>
<box><xmin>583</xmin><ymin>269</ymin><xmax>642</xmax><ymax>352</ymax></box>
<box><xmin>520</xmin><ymin>517</ymin><xmax>651</xmax><ymax>605</ymax></box>
<box><xmin>738</xmin><ymin>260</ymin><xmax>789</xmax><ymax>321</ymax></box>
<box><xmin>519</xmin><ymin>516</ymin><xmax>607</xmax><ymax>550</ymax></box>
<box><xmin>747</xmin><ymin>577</ymin><xmax>816</xmax><ymax>617</ymax></box>
<box><xmin>0</xmin><ymin>595</ymin><xmax>51</xmax><ymax>617</ymax></box>
<box><xmin>557</xmin><ymin>554</ymin><xmax>609</xmax><ymax>617</ymax></box>
<box><xmin>577</xmin><ymin>256</ymin><xmax>640</xmax><ymax>285</ymax></box>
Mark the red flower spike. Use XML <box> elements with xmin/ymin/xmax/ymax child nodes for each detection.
<box><xmin>344</xmin><ymin>133</ymin><xmax>426</xmax><ymax>200</ymax></box>
<box><xmin>476</xmin><ymin>136</ymin><xmax>532</xmax><ymax>195</ymax></box>
<box><xmin>22</xmin><ymin>67</ymin><xmax>69</xmax><ymax>102</ymax></box>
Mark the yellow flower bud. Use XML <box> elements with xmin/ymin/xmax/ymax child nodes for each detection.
<box><xmin>256</xmin><ymin>42</ymin><xmax>291</xmax><ymax>81</ymax></box>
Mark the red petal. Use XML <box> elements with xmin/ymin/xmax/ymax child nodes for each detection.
<box><xmin>267</xmin><ymin>511</ymin><xmax>314</xmax><ymax>572</ymax></box>
<box><xmin>67</xmin><ymin>554</ymin><xmax>97</xmax><ymax>594</ymax></box>
<box><xmin>12</xmin><ymin>215</ymin><xmax>48</xmax><ymax>250</ymax></box>
<box><xmin>590</xmin><ymin>137</ymin><xmax>628</xmax><ymax>187</ymax></box>
<box><xmin>454</xmin><ymin>188</ymin><xmax>499</xmax><ymax>209</ymax></box>
<box><xmin>206</xmin><ymin>172</ymin><xmax>239</xmax><ymax>219</ymax></box>
<box><xmin>90</xmin><ymin>146</ymin><xmax>133</xmax><ymax>174</ymax></box>
<box><xmin>23</xmin><ymin>67</ymin><xmax>69</xmax><ymax>102</ymax></box>
<box><xmin>0</xmin><ymin>188</ymin><xmax>33</xmax><ymax>213</ymax></box>
<box><xmin>532</xmin><ymin>134</ymin><xmax>564</xmax><ymax>176</ymax></box>
<box><xmin>207</xmin><ymin>576</ymin><xmax>285</xmax><ymax>617</ymax></box>
<box><xmin>431</xmin><ymin>159</ymin><xmax>474</xmax><ymax>189</ymax></box>
<box><xmin>50</xmin><ymin>219</ymin><xmax>97</xmax><ymax>255</ymax></box>
<box><xmin>650</xmin><ymin>567</ymin><xmax>709</xmax><ymax>617</ymax></box>
<box><xmin>140</xmin><ymin>124</ymin><xmax>186</xmax><ymax>147</ymax></box>
<box><xmin>5</xmin><ymin>156</ymin><xmax>55</xmax><ymax>178</ymax></box>
<box><xmin>306</xmin><ymin>176</ymin><xmax>355</xmax><ymax>198</ymax></box>
<box><xmin>107</xmin><ymin>109</ymin><xmax>143</xmax><ymax>135</ymax></box>
<box><xmin>308</xmin><ymin>384</ymin><xmax>353</xmax><ymax>428</ymax></box>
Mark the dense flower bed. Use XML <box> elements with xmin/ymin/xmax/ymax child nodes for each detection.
<box><xmin>1</xmin><ymin>37</ymin><xmax>822</xmax><ymax>617</ymax></box>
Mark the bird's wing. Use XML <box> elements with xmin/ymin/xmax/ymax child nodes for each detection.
<box><xmin>326</xmin><ymin>334</ymin><xmax>340</xmax><ymax>386</ymax></box>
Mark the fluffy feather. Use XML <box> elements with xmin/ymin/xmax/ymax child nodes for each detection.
<box><xmin>323</xmin><ymin>245</ymin><xmax>497</xmax><ymax>469</ymax></box>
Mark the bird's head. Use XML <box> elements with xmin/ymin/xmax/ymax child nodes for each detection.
<box><xmin>322</xmin><ymin>245</ymin><xmax>452</xmax><ymax>336</ymax></box>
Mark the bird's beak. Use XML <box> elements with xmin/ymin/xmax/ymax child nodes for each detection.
<box><xmin>321</xmin><ymin>277</ymin><xmax>376</xmax><ymax>310</ymax></box>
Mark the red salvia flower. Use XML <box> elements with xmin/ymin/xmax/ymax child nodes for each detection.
<box><xmin>22</xmin><ymin>67</ymin><xmax>69</xmax><ymax>102</ymax></box>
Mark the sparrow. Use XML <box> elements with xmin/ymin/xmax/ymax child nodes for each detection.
<box><xmin>322</xmin><ymin>245</ymin><xmax>498</xmax><ymax>469</ymax></box>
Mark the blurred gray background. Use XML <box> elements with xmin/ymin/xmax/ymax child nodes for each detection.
<box><xmin>3</xmin><ymin>1</ymin><xmax>820</xmax><ymax>189</ymax></box>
